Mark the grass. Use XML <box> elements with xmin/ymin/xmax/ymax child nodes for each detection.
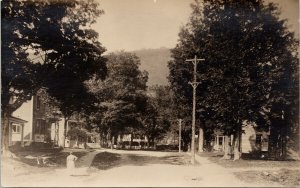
<box><xmin>234</xmin><ymin>169</ymin><xmax>300</xmax><ymax>187</ymax></box>
<box><xmin>46</xmin><ymin>150</ymin><xmax>89</xmax><ymax>167</ymax></box>
<box><xmin>198</xmin><ymin>151</ymin><xmax>300</xmax><ymax>169</ymax></box>
<box><xmin>90</xmin><ymin>151</ymin><xmax>195</xmax><ymax>170</ymax></box>
<box><xmin>90</xmin><ymin>152</ymin><xmax>122</xmax><ymax>170</ymax></box>
<box><xmin>199</xmin><ymin>151</ymin><xmax>300</xmax><ymax>186</ymax></box>
<box><xmin>11</xmin><ymin>147</ymin><xmax>92</xmax><ymax>168</ymax></box>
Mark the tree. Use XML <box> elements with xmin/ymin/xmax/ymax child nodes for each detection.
<box><xmin>67</xmin><ymin>128</ymin><xmax>88</xmax><ymax>147</ymax></box>
<box><xmin>31</xmin><ymin>0</ymin><xmax>107</xmax><ymax>144</ymax></box>
<box><xmin>1</xmin><ymin>0</ymin><xmax>41</xmax><ymax>153</ymax></box>
<box><xmin>266</xmin><ymin>45</ymin><xmax>299</xmax><ymax>159</ymax></box>
<box><xmin>168</xmin><ymin>0</ymin><xmax>298</xmax><ymax>160</ymax></box>
<box><xmin>140</xmin><ymin>85</ymin><xmax>173</xmax><ymax>147</ymax></box>
<box><xmin>87</xmin><ymin>51</ymin><xmax>148</xmax><ymax>147</ymax></box>
<box><xmin>1</xmin><ymin>0</ymin><xmax>107</xmax><ymax>151</ymax></box>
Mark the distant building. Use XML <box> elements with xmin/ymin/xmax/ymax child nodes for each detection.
<box><xmin>213</xmin><ymin>121</ymin><xmax>270</xmax><ymax>155</ymax></box>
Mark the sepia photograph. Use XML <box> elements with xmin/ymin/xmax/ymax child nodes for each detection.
<box><xmin>1</xmin><ymin>0</ymin><xmax>299</xmax><ymax>187</ymax></box>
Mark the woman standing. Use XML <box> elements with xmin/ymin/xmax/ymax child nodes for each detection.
<box><xmin>66</xmin><ymin>152</ymin><xmax>78</xmax><ymax>175</ymax></box>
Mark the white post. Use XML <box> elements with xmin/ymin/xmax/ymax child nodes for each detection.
<box><xmin>222</xmin><ymin>136</ymin><xmax>225</xmax><ymax>150</ymax></box>
<box><xmin>216</xmin><ymin>136</ymin><xmax>219</xmax><ymax>150</ymax></box>
<box><xmin>21</xmin><ymin>124</ymin><xmax>25</xmax><ymax>147</ymax></box>
<box><xmin>178</xmin><ymin>119</ymin><xmax>182</xmax><ymax>153</ymax></box>
<box><xmin>198</xmin><ymin>128</ymin><xmax>204</xmax><ymax>152</ymax></box>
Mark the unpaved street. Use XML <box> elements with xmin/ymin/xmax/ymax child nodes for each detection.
<box><xmin>2</xmin><ymin>149</ymin><xmax>279</xmax><ymax>187</ymax></box>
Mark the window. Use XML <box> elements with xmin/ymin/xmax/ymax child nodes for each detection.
<box><xmin>36</xmin><ymin>120</ymin><xmax>41</xmax><ymax>134</ymax></box>
<box><xmin>36</xmin><ymin>96</ymin><xmax>41</xmax><ymax>110</ymax></box>
<box><xmin>256</xmin><ymin>135</ymin><xmax>262</xmax><ymax>145</ymax></box>
<box><xmin>12</xmin><ymin>124</ymin><xmax>21</xmax><ymax>133</ymax></box>
<box><xmin>218</xmin><ymin>136</ymin><xmax>223</xmax><ymax>145</ymax></box>
<box><xmin>36</xmin><ymin>119</ymin><xmax>46</xmax><ymax>134</ymax></box>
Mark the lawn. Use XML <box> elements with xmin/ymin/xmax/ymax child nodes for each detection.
<box><xmin>46</xmin><ymin>149</ymin><xmax>91</xmax><ymax>167</ymax></box>
<box><xmin>198</xmin><ymin>151</ymin><xmax>300</xmax><ymax>169</ymax></box>
<box><xmin>198</xmin><ymin>151</ymin><xmax>300</xmax><ymax>186</ymax></box>
<box><xmin>90</xmin><ymin>152</ymin><xmax>122</xmax><ymax>170</ymax></box>
<box><xmin>234</xmin><ymin>169</ymin><xmax>300</xmax><ymax>187</ymax></box>
<box><xmin>90</xmin><ymin>151</ymin><xmax>195</xmax><ymax>170</ymax></box>
<box><xmin>11</xmin><ymin>147</ymin><xmax>93</xmax><ymax>168</ymax></box>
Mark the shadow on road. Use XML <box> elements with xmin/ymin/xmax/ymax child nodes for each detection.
<box><xmin>90</xmin><ymin>152</ymin><xmax>191</xmax><ymax>170</ymax></box>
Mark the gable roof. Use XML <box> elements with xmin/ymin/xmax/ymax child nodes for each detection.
<box><xmin>9</xmin><ymin>116</ymin><xmax>28</xmax><ymax>124</ymax></box>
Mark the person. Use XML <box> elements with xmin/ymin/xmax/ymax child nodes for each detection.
<box><xmin>66</xmin><ymin>152</ymin><xmax>78</xmax><ymax>175</ymax></box>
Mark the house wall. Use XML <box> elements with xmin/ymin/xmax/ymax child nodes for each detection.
<box><xmin>11</xmin><ymin>123</ymin><xmax>22</xmax><ymax>142</ymax></box>
<box><xmin>11</xmin><ymin>132</ymin><xmax>22</xmax><ymax>141</ymax></box>
<box><xmin>213</xmin><ymin>123</ymin><xmax>267</xmax><ymax>154</ymax></box>
<box><xmin>49</xmin><ymin>119</ymin><xmax>65</xmax><ymax>147</ymax></box>
<box><xmin>11</xmin><ymin>94</ymin><xmax>68</xmax><ymax>146</ymax></box>
<box><xmin>12</xmin><ymin>97</ymin><xmax>33</xmax><ymax>141</ymax></box>
<box><xmin>50</xmin><ymin>123</ymin><xmax>55</xmax><ymax>141</ymax></box>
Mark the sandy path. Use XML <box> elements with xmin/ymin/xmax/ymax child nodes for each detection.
<box><xmin>1</xmin><ymin>150</ymin><xmax>282</xmax><ymax>187</ymax></box>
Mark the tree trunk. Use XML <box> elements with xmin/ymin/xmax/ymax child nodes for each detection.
<box><xmin>222</xmin><ymin>135</ymin><xmax>231</xmax><ymax>160</ymax></box>
<box><xmin>106</xmin><ymin>132</ymin><xmax>110</xmax><ymax>148</ymax></box>
<box><xmin>282</xmin><ymin>136</ymin><xmax>287</xmax><ymax>159</ymax></box>
<box><xmin>99</xmin><ymin>132</ymin><xmax>102</xmax><ymax>147</ymax></box>
<box><xmin>153</xmin><ymin>138</ymin><xmax>157</xmax><ymax>150</ymax></box>
<box><xmin>99</xmin><ymin>132</ymin><xmax>102</xmax><ymax>148</ymax></box>
<box><xmin>1</xmin><ymin>111</ymin><xmax>11</xmax><ymax>155</ymax></box>
<box><xmin>111</xmin><ymin>136</ymin><xmax>114</xmax><ymax>150</ymax></box>
<box><xmin>233</xmin><ymin>130</ymin><xmax>241</xmax><ymax>161</ymax></box>
<box><xmin>118</xmin><ymin>134</ymin><xmax>123</xmax><ymax>149</ymax></box>
<box><xmin>130</xmin><ymin>134</ymin><xmax>133</xmax><ymax>149</ymax></box>
<box><xmin>281</xmin><ymin>126</ymin><xmax>287</xmax><ymax>159</ymax></box>
<box><xmin>198</xmin><ymin>127</ymin><xmax>204</xmax><ymax>153</ymax></box>
<box><xmin>103</xmin><ymin>132</ymin><xmax>107</xmax><ymax>148</ymax></box>
<box><xmin>63</xmin><ymin>117</ymin><xmax>69</xmax><ymax>148</ymax></box>
<box><xmin>268</xmin><ymin>118</ymin><xmax>282</xmax><ymax>160</ymax></box>
<box><xmin>75</xmin><ymin>137</ymin><xmax>78</xmax><ymax>148</ymax></box>
<box><xmin>146</xmin><ymin>136</ymin><xmax>150</xmax><ymax>147</ymax></box>
<box><xmin>117</xmin><ymin>134</ymin><xmax>120</xmax><ymax>147</ymax></box>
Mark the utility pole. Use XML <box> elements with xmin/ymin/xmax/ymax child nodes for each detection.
<box><xmin>178</xmin><ymin>119</ymin><xmax>182</xmax><ymax>153</ymax></box>
<box><xmin>186</xmin><ymin>55</ymin><xmax>205</xmax><ymax>165</ymax></box>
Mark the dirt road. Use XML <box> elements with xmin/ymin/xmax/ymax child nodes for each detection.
<box><xmin>1</xmin><ymin>149</ymin><xmax>279</xmax><ymax>187</ymax></box>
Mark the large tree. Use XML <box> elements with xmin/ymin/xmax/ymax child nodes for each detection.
<box><xmin>87</xmin><ymin>51</ymin><xmax>148</xmax><ymax>147</ymax></box>
<box><xmin>2</xmin><ymin>0</ymin><xmax>40</xmax><ymax>153</ymax></box>
<box><xmin>140</xmin><ymin>85</ymin><xmax>173</xmax><ymax>147</ymax></box>
<box><xmin>1</xmin><ymin>0</ymin><xmax>107</xmax><ymax>152</ymax></box>
<box><xmin>168</xmin><ymin>0</ymin><xmax>298</xmax><ymax>160</ymax></box>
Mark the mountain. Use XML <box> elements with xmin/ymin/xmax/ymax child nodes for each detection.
<box><xmin>132</xmin><ymin>47</ymin><xmax>171</xmax><ymax>86</ymax></box>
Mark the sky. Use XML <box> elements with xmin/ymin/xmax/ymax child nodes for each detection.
<box><xmin>93</xmin><ymin>0</ymin><xmax>299</xmax><ymax>53</ymax></box>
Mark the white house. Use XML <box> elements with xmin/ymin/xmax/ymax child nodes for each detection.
<box><xmin>10</xmin><ymin>95</ymin><xmax>65</xmax><ymax>147</ymax></box>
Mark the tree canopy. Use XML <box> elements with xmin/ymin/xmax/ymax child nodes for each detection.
<box><xmin>1</xmin><ymin>0</ymin><xmax>107</xmax><ymax>150</ymax></box>
<box><xmin>140</xmin><ymin>85</ymin><xmax>174</xmax><ymax>146</ymax></box>
<box><xmin>168</xmin><ymin>0</ymin><xmax>298</xmax><ymax>159</ymax></box>
<box><xmin>87</xmin><ymin>51</ymin><xmax>148</xmax><ymax>141</ymax></box>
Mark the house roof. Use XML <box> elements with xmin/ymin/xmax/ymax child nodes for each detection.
<box><xmin>214</xmin><ymin>129</ymin><xmax>224</xmax><ymax>136</ymax></box>
<box><xmin>9</xmin><ymin>116</ymin><xmax>28</xmax><ymax>124</ymax></box>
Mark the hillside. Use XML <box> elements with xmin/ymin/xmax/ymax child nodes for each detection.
<box><xmin>132</xmin><ymin>47</ymin><xmax>171</xmax><ymax>86</ymax></box>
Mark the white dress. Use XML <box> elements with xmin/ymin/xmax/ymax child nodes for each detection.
<box><xmin>66</xmin><ymin>154</ymin><xmax>78</xmax><ymax>173</ymax></box>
